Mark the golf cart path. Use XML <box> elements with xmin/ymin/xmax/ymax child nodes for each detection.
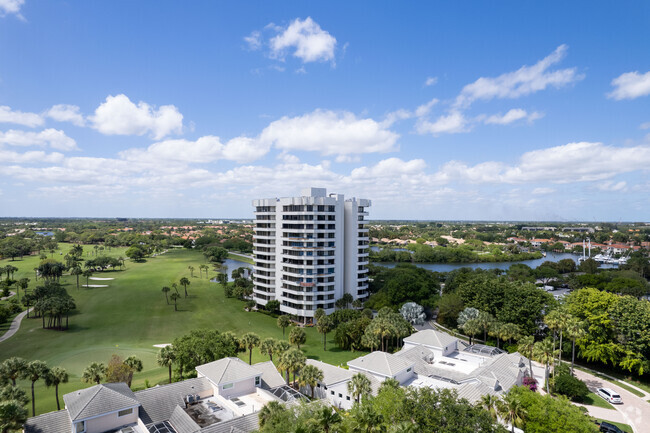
<box><xmin>574</xmin><ymin>368</ymin><xmax>649</xmax><ymax>433</ymax></box>
<box><xmin>0</xmin><ymin>308</ymin><xmax>32</xmax><ymax>343</ymax></box>
<box><xmin>0</xmin><ymin>291</ymin><xmax>16</xmax><ymax>301</ymax></box>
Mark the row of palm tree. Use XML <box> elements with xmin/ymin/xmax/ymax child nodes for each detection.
<box><xmin>0</xmin><ymin>357</ymin><xmax>69</xmax><ymax>418</ymax></box>
<box><xmin>161</xmin><ymin>278</ymin><xmax>192</xmax><ymax>311</ymax></box>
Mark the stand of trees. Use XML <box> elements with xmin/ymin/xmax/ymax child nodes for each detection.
<box><xmin>23</xmin><ymin>282</ymin><xmax>76</xmax><ymax>331</ymax></box>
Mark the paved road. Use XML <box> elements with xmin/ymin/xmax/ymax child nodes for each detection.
<box><xmin>574</xmin><ymin>368</ymin><xmax>649</xmax><ymax>433</ymax></box>
<box><xmin>0</xmin><ymin>308</ymin><xmax>32</xmax><ymax>344</ymax></box>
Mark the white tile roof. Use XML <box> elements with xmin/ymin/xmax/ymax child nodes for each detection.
<box><xmin>253</xmin><ymin>360</ymin><xmax>286</xmax><ymax>389</ymax></box>
<box><xmin>196</xmin><ymin>357</ymin><xmax>262</xmax><ymax>385</ymax></box>
<box><xmin>306</xmin><ymin>359</ymin><xmax>353</xmax><ymax>386</ymax></box>
<box><xmin>347</xmin><ymin>351</ymin><xmax>414</xmax><ymax>377</ymax></box>
<box><xmin>403</xmin><ymin>329</ymin><xmax>458</xmax><ymax>349</ymax></box>
<box><xmin>63</xmin><ymin>382</ymin><xmax>140</xmax><ymax>422</ymax></box>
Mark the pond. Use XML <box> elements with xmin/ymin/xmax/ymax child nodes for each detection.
<box><xmin>209</xmin><ymin>258</ymin><xmax>253</xmax><ymax>282</ymax></box>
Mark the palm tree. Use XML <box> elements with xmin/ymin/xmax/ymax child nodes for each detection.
<box><xmin>488</xmin><ymin>322</ymin><xmax>505</xmax><ymax>349</ymax></box>
<box><xmin>517</xmin><ymin>336</ymin><xmax>535</xmax><ymax>377</ymax></box>
<box><xmin>0</xmin><ymin>400</ymin><xmax>28</xmax><ymax>433</ymax></box>
<box><xmin>24</xmin><ymin>360</ymin><xmax>49</xmax><ymax>416</ymax></box>
<box><xmin>171</xmin><ymin>282</ymin><xmax>179</xmax><ymax>295</ymax></box>
<box><xmin>157</xmin><ymin>345</ymin><xmax>176</xmax><ymax>384</ymax></box>
<box><xmin>188</xmin><ymin>266</ymin><xmax>195</xmax><ymax>278</ymax></box>
<box><xmin>161</xmin><ymin>286</ymin><xmax>171</xmax><ymax>304</ymax></box>
<box><xmin>17</xmin><ymin>278</ymin><xmax>29</xmax><ymax>301</ymax></box>
<box><xmin>0</xmin><ymin>385</ymin><xmax>28</xmax><ymax>406</ymax></box>
<box><xmin>179</xmin><ymin>277</ymin><xmax>190</xmax><ymax>298</ymax></box>
<box><xmin>45</xmin><ymin>366</ymin><xmax>68</xmax><ymax>410</ymax></box>
<box><xmin>314</xmin><ymin>308</ymin><xmax>326</xmax><ymax>323</ymax></box>
<box><xmin>279</xmin><ymin>348</ymin><xmax>305</xmax><ymax>387</ymax></box>
<box><xmin>475</xmin><ymin>311</ymin><xmax>495</xmax><ymax>343</ymax></box>
<box><xmin>0</xmin><ymin>357</ymin><xmax>27</xmax><ymax>386</ymax></box>
<box><xmin>378</xmin><ymin>378</ymin><xmax>400</xmax><ymax>393</ymax></box>
<box><xmin>533</xmin><ymin>338</ymin><xmax>557</xmax><ymax>394</ymax></box>
<box><xmin>241</xmin><ymin>332</ymin><xmax>261</xmax><ymax>365</ymax></box>
<box><xmin>298</xmin><ymin>364</ymin><xmax>323</xmax><ymax>398</ymax></box>
<box><xmin>82</xmin><ymin>269</ymin><xmax>93</xmax><ymax>287</ymax></box>
<box><xmin>545</xmin><ymin>309</ymin><xmax>571</xmax><ymax>368</ymax></box>
<box><xmin>316</xmin><ymin>406</ymin><xmax>342</xmax><ymax>433</ymax></box>
<box><xmin>124</xmin><ymin>356</ymin><xmax>143</xmax><ymax>387</ymax></box>
<box><xmin>316</xmin><ymin>315</ymin><xmax>335</xmax><ymax>351</ymax></box>
<box><xmin>289</xmin><ymin>327</ymin><xmax>306</xmax><ymax>350</ymax></box>
<box><xmin>480</xmin><ymin>394</ymin><xmax>499</xmax><ymax>421</ymax></box>
<box><xmin>497</xmin><ymin>392</ymin><xmax>527</xmax><ymax>433</ymax></box>
<box><xmin>200</xmin><ymin>264</ymin><xmax>209</xmax><ymax>279</ymax></box>
<box><xmin>170</xmin><ymin>293</ymin><xmax>180</xmax><ymax>311</ymax></box>
<box><xmin>347</xmin><ymin>372</ymin><xmax>372</xmax><ymax>403</ymax></box>
<box><xmin>462</xmin><ymin>319</ymin><xmax>482</xmax><ymax>345</ymax></box>
<box><xmin>258</xmin><ymin>400</ymin><xmax>285</xmax><ymax>429</ymax></box>
<box><xmin>277</xmin><ymin>315</ymin><xmax>291</xmax><ymax>337</ymax></box>
<box><xmin>82</xmin><ymin>362</ymin><xmax>106</xmax><ymax>385</ymax></box>
<box><xmin>565</xmin><ymin>318</ymin><xmax>586</xmax><ymax>376</ymax></box>
<box><xmin>260</xmin><ymin>338</ymin><xmax>278</xmax><ymax>361</ymax></box>
<box><xmin>70</xmin><ymin>266</ymin><xmax>82</xmax><ymax>290</ymax></box>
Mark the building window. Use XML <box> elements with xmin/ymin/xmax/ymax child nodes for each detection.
<box><xmin>255</xmin><ymin>376</ymin><xmax>261</xmax><ymax>386</ymax></box>
<box><xmin>223</xmin><ymin>383</ymin><xmax>234</xmax><ymax>390</ymax></box>
<box><xmin>407</xmin><ymin>368</ymin><xmax>412</xmax><ymax>372</ymax></box>
<box><xmin>118</xmin><ymin>408</ymin><xmax>133</xmax><ymax>417</ymax></box>
<box><xmin>338</xmin><ymin>393</ymin><xmax>342</xmax><ymax>398</ymax></box>
<box><xmin>330</xmin><ymin>390</ymin><xmax>335</xmax><ymax>395</ymax></box>
<box><xmin>74</xmin><ymin>421</ymin><xmax>86</xmax><ymax>433</ymax></box>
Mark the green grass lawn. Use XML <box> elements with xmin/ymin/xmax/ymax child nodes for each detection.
<box><xmin>0</xmin><ymin>245</ymin><xmax>365</xmax><ymax>416</ymax></box>
<box><xmin>583</xmin><ymin>391</ymin><xmax>615</xmax><ymax>410</ymax></box>
<box><xmin>595</xmin><ymin>419</ymin><xmax>633</xmax><ymax>433</ymax></box>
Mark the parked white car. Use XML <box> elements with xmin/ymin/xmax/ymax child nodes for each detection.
<box><xmin>597</xmin><ymin>387</ymin><xmax>622</xmax><ymax>404</ymax></box>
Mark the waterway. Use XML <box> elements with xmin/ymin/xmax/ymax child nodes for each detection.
<box><xmin>372</xmin><ymin>251</ymin><xmax>617</xmax><ymax>273</ymax></box>
<box><xmin>210</xmin><ymin>258</ymin><xmax>253</xmax><ymax>282</ymax></box>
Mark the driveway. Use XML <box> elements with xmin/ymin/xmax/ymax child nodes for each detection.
<box><xmin>573</xmin><ymin>368</ymin><xmax>649</xmax><ymax>433</ymax></box>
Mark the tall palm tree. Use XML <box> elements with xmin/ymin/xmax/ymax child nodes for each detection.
<box><xmin>124</xmin><ymin>356</ymin><xmax>143</xmax><ymax>388</ymax></box>
<box><xmin>289</xmin><ymin>327</ymin><xmax>306</xmax><ymax>350</ymax></box>
<box><xmin>45</xmin><ymin>366</ymin><xmax>68</xmax><ymax>410</ymax></box>
<box><xmin>475</xmin><ymin>311</ymin><xmax>495</xmax><ymax>343</ymax></box>
<box><xmin>298</xmin><ymin>364</ymin><xmax>324</xmax><ymax>398</ymax></box>
<box><xmin>70</xmin><ymin>266</ymin><xmax>82</xmax><ymax>290</ymax></box>
<box><xmin>347</xmin><ymin>373</ymin><xmax>372</xmax><ymax>404</ymax></box>
<box><xmin>277</xmin><ymin>315</ymin><xmax>291</xmax><ymax>337</ymax></box>
<box><xmin>82</xmin><ymin>269</ymin><xmax>93</xmax><ymax>287</ymax></box>
<box><xmin>260</xmin><ymin>338</ymin><xmax>278</xmax><ymax>361</ymax></box>
<box><xmin>517</xmin><ymin>336</ymin><xmax>535</xmax><ymax>377</ymax></box>
<box><xmin>533</xmin><ymin>338</ymin><xmax>557</xmax><ymax>394</ymax></box>
<box><xmin>161</xmin><ymin>286</ymin><xmax>171</xmax><ymax>304</ymax></box>
<box><xmin>82</xmin><ymin>362</ymin><xmax>106</xmax><ymax>385</ymax></box>
<box><xmin>170</xmin><ymin>293</ymin><xmax>180</xmax><ymax>311</ymax></box>
<box><xmin>24</xmin><ymin>360</ymin><xmax>49</xmax><ymax>416</ymax></box>
<box><xmin>565</xmin><ymin>318</ymin><xmax>586</xmax><ymax>376</ymax></box>
<box><xmin>0</xmin><ymin>400</ymin><xmax>28</xmax><ymax>433</ymax></box>
<box><xmin>241</xmin><ymin>332</ymin><xmax>261</xmax><ymax>365</ymax></box>
<box><xmin>480</xmin><ymin>394</ymin><xmax>499</xmax><ymax>422</ymax></box>
<box><xmin>378</xmin><ymin>378</ymin><xmax>400</xmax><ymax>393</ymax></box>
<box><xmin>279</xmin><ymin>348</ymin><xmax>305</xmax><ymax>388</ymax></box>
<box><xmin>545</xmin><ymin>309</ymin><xmax>571</xmax><ymax>367</ymax></box>
<box><xmin>317</xmin><ymin>315</ymin><xmax>335</xmax><ymax>351</ymax></box>
<box><xmin>489</xmin><ymin>322</ymin><xmax>505</xmax><ymax>349</ymax></box>
<box><xmin>497</xmin><ymin>392</ymin><xmax>527</xmax><ymax>433</ymax></box>
<box><xmin>179</xmin><ymin>277</ymin><xmax>190</xmax><ymax>298</ymax></box>
<box><xmin>0</xmin><ymin>385</ymin><xmax>28</xmax><ymax>406</ymax></box>
<box><xmin>17</xmin><ymin>278</ymin><xmax>29</xmax><ymax>302</ymax></box>
<box><xmin>157</xmin><ymin>345</ymin><xmax>176</xmax><ymax>384</ymax></box>
<box><xmin>188</xmin><ymin>266</ymin><xmax>195</xmax><ymax>278</ymax></box>
<box><xmin>462</xmin><ymin>319</ymin><xmax>482</xmax><ymax>345</ymax></box>
<box><xmin>0</xmin><ymin>357</ymin><xmax>27</xmax><ymax>386</ymax></box>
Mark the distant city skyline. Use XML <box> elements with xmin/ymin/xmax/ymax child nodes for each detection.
<box><xmin>0</xmin><ymin>1</ymin><xmax>649</xmax><ymax>220</ymax></box>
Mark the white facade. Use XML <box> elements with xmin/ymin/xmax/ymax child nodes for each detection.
<box><xmin>252</xmin><ymin>187</ymin><xmax>371</xmax><ymax>321</ymax></box>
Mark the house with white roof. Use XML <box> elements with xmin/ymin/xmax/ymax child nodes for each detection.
<box><xmin>347</xmin><ymin>351</ymin><xmax>415</xmax><ymax>384</ymax></box>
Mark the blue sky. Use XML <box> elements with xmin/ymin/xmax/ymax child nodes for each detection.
<box><xmin>0</xmin><ymin>1</ymin><xmax>649</xmax><ymax>220</ymax></box>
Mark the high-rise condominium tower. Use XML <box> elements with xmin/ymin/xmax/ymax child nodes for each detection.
<box><xmin>252</xmin><ymin>187</ymin><xmax>371</xmax><ymax>323</ymax></box>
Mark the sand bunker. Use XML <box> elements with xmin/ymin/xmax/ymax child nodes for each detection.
<box><xmin>82</xmin><ymin>284</ymin><xmax>109</xmax><ymax>288</ymax></box>
<box><xmin>89</xmin><ymin>277</ymin><xmax>114</xmax><ymax>280</ymax></box>
<box><xmin>154</xmin><ymin>343</ymin><xmax>171</xmax><ymax>348</ymax></box>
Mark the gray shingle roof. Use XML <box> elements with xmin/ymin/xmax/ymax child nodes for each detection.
<box><xmin>24</xmin><ymin>409</ymin><xmax>71</xmax><ymax>433</ymax></box>
<box><xmin>135</xmin><ymin>377</ymin><xmax>212</xmax><ymax>425</ymax></box>
<box><xmin>200</xmin><ymin>412</ymin><xmax>259</xmax><ymax>433</ymax></box>
<box><xmin>471</xmin><ymin>352</ymin><xmax>526</xmax><ymax>391</ymax></box>
<box><xmin>253</xmin><ymin>361</ymin><xmax>285</xmax><ymax>390</ymax></box>
<box><xmin>169</xmin><ymin>405</ymin><xmax>200</xmax><ymax>433</ymax></box>
<box><xmin>63</xmin><ymin>382</ymin><xmax>140</xmax><ymax>422</ymax></box>
<box><xmin>403</xmin><ymin>329</ymin><xmax>458</xmax><ymax>349</ymax></box>
<box><xmin>196</xmin><ymin>357</ymin><xmax>262</xmax><ymax>385</ymax></box>
<box><xmin>347</xmin><ymin>351</ymin><xmax>414</xmax><ymax>377</ymax></box>
<box><xmin>305</xmin><ymin>359</ymin><xmax>353</xmax><ymax>386</ymax></box>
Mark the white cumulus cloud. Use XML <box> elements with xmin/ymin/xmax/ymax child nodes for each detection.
<box><xmin>46</xmin><ymin>104</ymin><xmax>85</xmax><ymax>126</ymax></box>
<box><xmin>0</xmin><ymin>129</ymin><xmax>78</xmax><ymax>151</ymax></box>
<box><xmin>484</xmin><ymin>108</ymin><xmax>543</xmax><ymax>125</ymax></box>
<box><xmin>608</xmin><ymin>71</ymin><xmax>650</xmax><ymax>100</ymax></box>
<box><xmin>424</xmin><ymin>77</ymin><xmax>438</xmax><ymax>87</ymax></box>
<box><xmin>0</xmin><ymin>106</ymin><xmax>43</xmax><ymax>127</ymax></box>
<box><xmin>416</xmin><ymin>111</ymin><xmax>468</xmax><ymax>135</ymax></box>
<box><xmin>244</xmin><ymin>31</ymin><xmax>262</xmax><ymax>50</ymax></box>
<box><xmin>89</xmin><ymin>94</ymin><xmax>183</xmax><ymax>140</ymax></box>
<box><xmin>269</xmin><ymin>17</ymin><xmax>337</xmax><ymax>63</ymax></box>
<box><xmin>0</xmin><ymin>0</ymin><xmax>24</xmax><ymax>19</ymax></box>
<box><xmin>260</xmin><ymin>110</ymin><xmax>399</xmax><ymax>155</ymax></box>
<box><xmin>454</xmin><ymin>45</ymin><xmax>583</xmax><ymax>108</ymax></box>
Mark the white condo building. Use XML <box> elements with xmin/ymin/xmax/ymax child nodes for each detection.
<box><xmin>252</xmin><ymin>187</ymin><xmax>371</xmax><ymax>322</ymax></box>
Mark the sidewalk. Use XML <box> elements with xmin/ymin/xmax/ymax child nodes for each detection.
<box><xmin>0</xmin><ymin>308</ymin><xmax>32</xmax><ymax>343</ymax></box>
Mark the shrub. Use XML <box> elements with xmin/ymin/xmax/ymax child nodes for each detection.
<box><xmin>553</xmin><ymin>372</ymin><xmax>589</xmax><ymax>402</ymax></box>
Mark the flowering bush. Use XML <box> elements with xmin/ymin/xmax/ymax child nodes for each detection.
<box><xmin>523</xmin><ymin>376</ymin><xmax>538</xmax><ymax>391</ymax></box>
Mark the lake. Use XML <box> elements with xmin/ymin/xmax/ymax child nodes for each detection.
<box><xmin>210</xmin><ymin>258</ymin><xmax>253</xmax><ymax>282</ymax></box>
